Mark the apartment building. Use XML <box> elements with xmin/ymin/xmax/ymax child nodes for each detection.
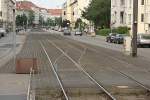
<box><xmin>16</xmin><ymin>1</ymin><xmax>40</xmax><ymax>26</ymax></box>
<box><xmin>111</xmin><ymin>0</ymin><xmax>150</xmax><ymax>34</ymax></box>
<box><xmin>48</xmin><ymin>9</ymin><xmax>62</xmax><ymax>19</ymax></box>
<box><xmin>62</xmin><ymin>0</ymin><xmax>91</xmax><ymax>27</ymax></box>
<box><xmin>0</xmin><ymin>0</ymin><xmax>15</xmax><ymax>29</ymax></box>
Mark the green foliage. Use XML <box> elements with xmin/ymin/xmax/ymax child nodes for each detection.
<box><xmin>113</xmin><ymin>26</ymin><xmax>130</xmax><ymax>34</ymax></box>
<box><xmin>28</xmin><ymin>11</ymin><xmax>35</xmax><ymax>26</ymax></box>
<box><xmin>82</xmin><ymin>0</ymin><xmax>111</xmax><ymax>28</ymax></box>
<box><xmin>96</xmin><ymin>29</ymin><xmax>111</xmax><ymax>36</ymax></box>
<box><xmin>47</xmin><ymin>18</ymin><xmax>55</xmax><ymax>26</ymax></box>
<box><xmin>75</xmin><ymin>18</ymin><xmax>82</xmax><ymax>29</ymax></box>
<box><xmin>16</xmin><ymin>14</ymin><xmax>27</xmax><ymax>27</ymax></box>
<box><xmin>62</xmin><ymin>20</ymin><xmax>70</xmax><ymax>27</ymax></box>
<box><xmin>39</xmin><ymin>15</ymin><xmax>44</xmax><ymax>26</ymax></box>
<box><xmin>96</xmin><ymin>26</ymin><xmax>130</xmax><ymax>36</ymax></box>
<box><xmin>75</xmin><ymin>18</ymin><xmax>87</xmax><ymax>31</ymax></box>
<box><xmin>55</xmin><ymin>17</ymin><xmax>62</xmax><ymax>26</ymax></box>
<box><xmin>16</xmin><ymin>15</ymin><xmax>22</xmax><ymax>26</ymax></box>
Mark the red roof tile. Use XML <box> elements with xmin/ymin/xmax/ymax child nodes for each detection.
<box><xmin>16</xmin><ymin>1</ymin><xmax>38</xmax><ymax>11</ymax></box>
<box><xmin>48</xmin><ymin>9</ymin><xmax>62</xmax><ymax>16</ymax></box>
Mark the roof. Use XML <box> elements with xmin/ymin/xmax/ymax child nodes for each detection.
<box><xmin>16</xmin><ymin>1</ymin><xmax>62</xmax><ymax>17</ymax></box>
<box><xmin>16</xmin><ymin>1</ymin><xmax>38</xmax><ymax>11</ymax></box>
<box><xmin>48</xmin><ymin>9</ymin><xmax>62</xmax><ymax>16</ymax></box>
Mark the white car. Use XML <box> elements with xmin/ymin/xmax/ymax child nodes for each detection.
<box><xmin>75</xmin><ymin>29</ymin><xmax>82</xmax><ymax>36</ymax></box>
<box><xmin>137</xmin><ymin>34</ymin><xmax>150</xmax><ymax>47</ymax></box>
<box><xmin>0</xmin><ymin>28</ymin><xmax>7</xmax><ymax>37</ymax></box>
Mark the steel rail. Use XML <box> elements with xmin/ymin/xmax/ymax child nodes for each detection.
<box><xmin>62</xmin><ymin>37</ymin><xmax>150</xmax><ymax>93</ymax></box>
<box><xmin>27</xmin><ymin>68</ymin><xmax>33</xmax><ymax>100</ymax></box>
<box><xmin>48</xmin><ymin>40</ymin><xmax>117</xmax><ymax>100</ymax></box>
<box><xmin>39</xmin><ymin>41</ymin><xmax>69</xmax><ymax>100</ymax></box>
<box><xmin>114</xmin><ymin>69</ymin><xmax>150</xmax><ymax>92</ymax></box>
<box><xmin>66</xmin><ymin>37</ymin><xmax>150</xmax><ymax>93</ymax></box>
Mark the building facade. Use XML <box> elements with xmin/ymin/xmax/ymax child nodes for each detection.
<box><xmin>62</xmin><ymin>0</ymin><xmax>91</xmax><ymax>27</ymax></box>
<box><xmin>111</xmin><ymin>0</ymin><xmax>150</xmax><ymax>34</ymax></box>
<box><xmin>48</xmin><ymin>9</ymin><xmax>62</xmax><ymax>19</ymax></box>
<box><xmin>40</xmin><ymin>8</ymin><xmax>49</xmax><ymax>22</ymax></box>
<box><xmin>16</xmin><ymin>1</ymin><xmax>62</xmax><ymax>27</ymax></box>
<box><xmin>16</xmin><ymin>1</ymin><xmax>40</xmax><ymax>26</ymax></box>
<box><xmin>0</xmin><ymin>0</ymin><xmax>15</xmax><ymax>30</ymax></box>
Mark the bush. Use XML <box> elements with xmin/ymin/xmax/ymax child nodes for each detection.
<box><xmin>96</xmin><ymin>26</ymin><xmax>129</xmax><ymax>36</ymax></box>
<box><xmin>96</xmin><ymin>29</ymin><xmax>111</xmax><ymax>36</ymax></box>
<box><xmin>114</xmin><ymin>26</ymin><xmax>129</xmax><ymax>34</ymax></box>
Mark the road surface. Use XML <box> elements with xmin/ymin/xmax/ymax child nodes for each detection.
<box><xmin>0</xmin><ymin>29</ymin><xmax>150</xmax><ymax>100</ymax></box>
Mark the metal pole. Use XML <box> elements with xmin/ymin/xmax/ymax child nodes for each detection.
<box><xmin>13</xmin><ymin>9</ymin><xmax>16</xmax><ymax>65</ymax></box>
<box><xmin>131</xmin><ymin>0</ymin><xmax>138</xmax><ymax>57</ymax></box>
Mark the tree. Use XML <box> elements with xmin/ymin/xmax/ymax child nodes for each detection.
<box><xmin>82</xmin><ymin>0</ymin><xmax>111</xmax><ymax>28</ymax></box>
<box><xmin>22</xmin><ymin>14</ymin><xmax>28</xmax><ymax>26</ymax></box>
<box><xmin>47</xmin><ymin>18</ymin><xmax>55</xmax><ymax>26</ymax></box>
<box><xmin>62</xmin><ymin>19</ymin><xmax>70</xmax><ymax>28</ymax></box>
<box><xmin>75</xmin><ymin>18</ymin><xmax>82</xmax><ymax>29</ymax></box>
<box><xmin>75</xmin><ymin>18</ymin><xmax>86</xmax><ymax>31</ymax></box>
<box><xmin>39</xmin><ymin>15</ymin><xmax>44</xmax><ymax>26</ymax></box>
<box><xmin>16</xmin><ymin>14</ymin><xmax>27</xmax><ymax>27</ymax></box>
<box><xmin>28</xmin><ymin>10</ymin><xmax>35</xmax><ymax>26</ymax></box>
<box><xmin>55</xmin><ymin>17</ymin><xmax>62</xmax><ymax>26</ymax></box>
<box><xmin>16</xmin><ymin>15</ymin><xmax>22</xmax><ymax>26</ymax></box>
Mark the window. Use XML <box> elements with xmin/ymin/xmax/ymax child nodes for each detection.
<box><xmin>141</xmin><ymin>0</ymin><xmax>144</xmax><ymax>5</ymax></box>
<box><xmin>120</xmin><ymin>11</ymin><xmax>124</xmax><ymax>24</ymax></box>
<box><xmin>141</xmin><ymin>14</ymin><xmax>144</xmax><ymax>22</ymax></box>
<box><xmin>0</xmin><ymin>11</ymin><xmax>2</xmax><ymax>17</ymax></box>
<box><xmin>64</xmin><ymin>11</ymin><xmax>66</xmax><ymax>15</ymax></box>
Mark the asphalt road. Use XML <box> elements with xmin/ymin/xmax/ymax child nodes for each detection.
<box><xmin>0</xmin><ymin>29</ymin><xmax>150</xmax><ymax>100</ymax></box>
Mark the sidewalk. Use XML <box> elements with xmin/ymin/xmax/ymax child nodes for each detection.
<box><xmin>0</xmin><ymin>32</ymin><xmax>26</xmax><ymax>67</ymax></box>
<box><xmin>0</xmin><ymin>31</ymin><xmax>29</xmax><ymax>100</ymax></box>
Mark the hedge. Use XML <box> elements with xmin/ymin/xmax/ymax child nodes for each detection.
<box><xmin>96</xmin><ymin>26</ymin><xmax>129</xmax><ymax>36</ymax></box>
<box><xmin>96</xmin><ymin>29</ymin><xmax>111</xmax><ymax>36</ymax></box>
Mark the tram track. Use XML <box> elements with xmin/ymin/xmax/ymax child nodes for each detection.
<box><xmin>46</xmin><ymin>34</ymin><xmax>150</xmax><ymax>99</ymax></box>
<box><xmin>65</xmin><ymin>38</ymin><xmax>150</xmax><ymax>93</ymax></box>
<box><xmin>39</xmin><ymin>39</ymin><xmax>116</xmax><ymax>100</ymax></box>
<box><xmin>1</xmin><ymin>31</ymin><xmax>150</xmax><ymax>100</ymax></box>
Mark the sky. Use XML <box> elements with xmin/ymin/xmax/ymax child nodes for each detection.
<box><xmin>18</xmin><ymin>0</ymin><xmax>66</xmax><ymax>9</ymax></box>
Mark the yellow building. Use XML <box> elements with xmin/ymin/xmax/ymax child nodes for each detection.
<box><xmin>62</xmin><ymin>0</ymin><xmax>92</xmax><ymax>28</ymax></box>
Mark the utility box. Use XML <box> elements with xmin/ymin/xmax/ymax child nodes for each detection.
<box><xmin>16</xmin><ymin>58</ymin><xmax>38</xmax><ymax>74</ymax></box>
<box><xmin>124</xmin><ymin>36</ymin><xmax>132</xmax><ymax>55</ymax></box>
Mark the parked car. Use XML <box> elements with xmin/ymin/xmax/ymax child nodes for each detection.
<box><xmin>137</xmin><ymin>34</ymin><xmax>150</xmax><ymax>47</ymax></box>
<box><xmin>106</xmin><ymin>33</ymin><xmax>117</xmax><ymax>43</ymax></box>
<box><xmin>113</xmin><ymin>34</ymin><xmax>126</xmax><ymax>44</ymax></box>
<box><xmin>63</xmin><ymin>29</ymin><xmax>71</xmax><ymax>35</ymax></box>
<box><xmin>0</xmin><ymin>28</ymin><xmax>7</xmax><ymax>37</ymax></box>
<box><xmin>75</xmin><ymin>29</ymin><xmax>82</xmax><ymax>36</ymax></box>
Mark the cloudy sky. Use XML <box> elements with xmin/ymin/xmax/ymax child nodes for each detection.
<box><xmin>17</xmin><ymin>0</ymin><xmax>66</xmax><ymax>8</ymax></box>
